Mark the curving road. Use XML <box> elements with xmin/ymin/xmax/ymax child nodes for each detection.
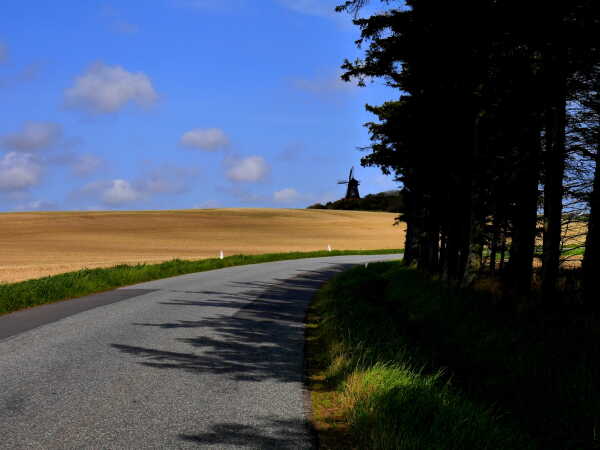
<box><xmin>0</xmin><ymin>254</ymin><xmax>401</xmax><ymax>449</ymax></box>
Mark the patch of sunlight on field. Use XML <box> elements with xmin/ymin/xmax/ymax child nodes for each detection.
<box><xmin>0</xmin><ymin>208</ymin><xmax>405</xmax><ymax>283</ymax></box>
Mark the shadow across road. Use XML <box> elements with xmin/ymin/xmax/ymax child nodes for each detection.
<box><xmin>179</xmin><ymin>417</ymin><xmax>315</xmax><ymax>449</ymax></box>
<box><xmin>110</xmin><ymin>264</ymin><xmax>353</xmax><ymax>447</ymax></box>
<box><xmin>111</xmin><ymin>264</ymin><xmax>353</xmax><ymax>384</ymax></box>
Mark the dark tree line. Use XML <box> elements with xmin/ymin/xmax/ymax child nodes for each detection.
<box><xmin>307</xmin><ymin>190</ymin><xmax>404</xmax><ymax>212</ymax></box>
<box><xmin>337</xmin><ymin>0</ymin><xmax>600</xmax><ymax>303</ymax></box>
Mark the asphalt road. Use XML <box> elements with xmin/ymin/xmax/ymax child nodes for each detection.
<box><xmin>0</xmin><ymin>254</ymin><xmax>401</xmax><ymax>449</ymax></box>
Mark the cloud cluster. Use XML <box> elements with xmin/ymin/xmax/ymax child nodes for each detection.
<box><xmin>180</xmin><ymin>128</ymin><xmax>229</xmax><ymax>151</ymax></box>
<box><xmin>226</xmin><ymin>156</ymin><xmax>269</xmax><ymax>182</ymax></box>
<box><xmin>1</xmin><ymin>39</ymin><xmax>279</xmax><ymax>209</ymax></box>
<box><xmin>64</xmin><ymin>62</ymin><xmax>158</xmax><ymax>113</ymax></box>
<box><xmin>179</xmin><ymin>126</ymin><xmax>271</xmax><ymax>195</ymax></box>
<box><xmin>76</xmin><ymin>163</ymin><xmax>199</xmax><ymax>207</ymax></box>
<box><xmin>0</xmin><ymin>122</ymin><xmax>105</xmax><ymax>209</ymax></box>
<box><xmin>1</xmin><ymin>121</ymin><xmax>63</xmax><ymax>152</ymax></box>
<box><xmin>0</xmin><ymin>152</ymin><xmax>42</xmax><ymax>192</ymax></box>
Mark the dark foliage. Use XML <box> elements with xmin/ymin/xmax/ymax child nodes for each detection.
<box><xmin>307</xmin><ymin>190</ymin><xmax>404</xmax><ymax>212</ymax></box>
<box><xmin>338</xmin><ymin>0</ymin><xmax>600</xmax><ymax>302</ymax></box>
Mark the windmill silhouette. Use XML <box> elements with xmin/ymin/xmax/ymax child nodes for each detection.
<box><xmin>338</xmin><ymin>167</ymin><xmax>361</xmax><ymax>199</ymax></box>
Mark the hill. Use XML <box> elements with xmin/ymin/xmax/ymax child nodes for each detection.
<box><xmin>0</xmin><ymin>208</ymin><xmax>405</xmax><ymax>283</ymax></box>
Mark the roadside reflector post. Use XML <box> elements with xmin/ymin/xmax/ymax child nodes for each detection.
<box><xmin>327</xmin><ymin>245</ymin><xmax>332</xmax><ymax>252</ymax></box>
<box><xmin>220</xmin><ymin>250</ymin><xmax>224</xmax><ymax>260</ymax></box>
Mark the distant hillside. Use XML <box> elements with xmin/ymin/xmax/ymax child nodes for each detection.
<box><xmin>307</xmin><ymin>190</ymin><xmax>405</xmax><ymax>213</ymax></box>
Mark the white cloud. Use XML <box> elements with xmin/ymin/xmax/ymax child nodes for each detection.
<box><xmin>274</xmin><ymin>187</ymin><xmax>301</xmax><ymax>203</ymax></box>
<box><xmin>0</xmin><ymin>152</ymin><xmax>42</xmax><ymax>191</ymax></box>
<box><xmin>71</xmin><ymin>153</ymin><xmax>104</xmax><ymax>176</ymax></box>
<box><xmin>102</xmin><ymin>179</ymin><xmax>141</xmax><ymax>205</ymax></box>
<box><xmin>80</xmin><ymin>179</ymin><xmax>142</xmax><ymax>206</ymax></box>
<box><xmin>74</xmin><ymin>163</ymin><xmax>197</xmax><ymax>207</ymax></box>
<box><xmin>0</xmin><ymin>42</ymin><xmax>7</xmax><ymax>63</ymax></box>
<box><xmin>226</xmin><ymin>156</ymin><xmax>270</xmax><ymax>182</ymax></box>
<box><xmin>64</xmin><ymin>62</ymin><xmax>158</xmax><ymax>113</ymax></box>
<box><xmin>180</xmin><ymin>128</ymin><xmax>229</xmax><ymax>151</ymax></box>
<box><xmin>1</xmin><ymin>121</ymin><xmax>63</xmax><ymax>152</ymax></box>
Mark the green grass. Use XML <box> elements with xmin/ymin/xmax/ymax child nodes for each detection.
<box><xmin>311</xmin><ymin>262</ymin><xmax>600</xmax><ymax>449</ymax></box>
<box><xmin>0</xmin><ymin>249</ymin><xmax>402</xmax><ymax>316</ymax></box>
<box><xmin>310</xmin><ymin>263</ymin><xmax>535</xmax><ymax>449</ymax></box>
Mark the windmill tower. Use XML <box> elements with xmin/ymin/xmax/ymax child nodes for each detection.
<box><xmin>338</xmin><ymin>167</ymin><xmax>361</xmax><ymax>199</ymax></box>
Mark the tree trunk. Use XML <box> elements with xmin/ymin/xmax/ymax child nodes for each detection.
<box><xmin>403</xmin><ymin>215</ymin><xmax>417</xmax><ymax>266</ymax></box>
<box><xmin>542</xmin><ymin>53</ymin><xmax>567</xmax><ymax>300</ymax></box>
<box><xmin>424</xmin><ymin>227</ymin><xmax>440</xmax><ymax>272</ymax></box>
<box><xmin>508</xmin><ymin>127</ymin><xmax>541</xmax><ymax>294</ymax></box>
<box><xmin>462</xmin><ymin>115</ymin><xmax>483</xmax><ymax>287</ymax></box>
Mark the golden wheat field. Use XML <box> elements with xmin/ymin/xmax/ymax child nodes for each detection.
<box><xmin>0</xmin><ymin>208</ymin><xmax>405</xmax><ymax>283</ymax></box>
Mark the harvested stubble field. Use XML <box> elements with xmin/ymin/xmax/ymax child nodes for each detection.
<box><xmin>0</xmin><ymin>208</ymin><xmax>405</xmax><ymax>283</ymax></box>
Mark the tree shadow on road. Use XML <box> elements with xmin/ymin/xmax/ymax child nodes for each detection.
<box><xmin>110</xmin><ymin>265</ymin><xmax>350</xmax><ymax>447</ymax></box>
<box><xmin>179</xmin><ymin>417</ymin><xmax>316</xmax><ymax>449</ymax></box>
<box><xmin>111</xmin><ymin>264</ymin><xmax>353</xmax><ymax>384</ymax></box>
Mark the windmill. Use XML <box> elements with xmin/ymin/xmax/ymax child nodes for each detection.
<box><xmin>338</xmin><ymin>167</ymin><xmax>361</xmax><ymax>199</ymax></box>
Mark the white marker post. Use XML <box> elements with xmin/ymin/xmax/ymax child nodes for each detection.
<box><xmin>327</xmin><ymin>244</ymin><xmax>332</xmax><ymax>252</ymax></box>
<box><xmin>219</xmin><ymin>250</ymin><xmax>224</xmax><ymax>260</ymax></box>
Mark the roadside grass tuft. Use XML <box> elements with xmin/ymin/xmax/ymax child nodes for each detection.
<box><xmin>0</xmin><ymin>249</ymin><xmax>401</xmax><ymax>316</ymax></box>
<box><xmin>307</xmin><ymin>262</ymin><xmax>536</xmax><ymax>449</ymax></box>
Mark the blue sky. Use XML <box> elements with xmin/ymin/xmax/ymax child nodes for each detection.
<box><xmin>0</xmin><ymin>0</ymin><xmax>398</xmax><ymax>211</ymax></box>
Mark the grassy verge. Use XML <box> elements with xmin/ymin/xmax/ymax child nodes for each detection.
<box><xmin>308</xmin><ymin>262</ymin><xmax>600</xmax><ymax>448</ymax></box>
<box><xmin>0</xmin><ymin>249</ymin><xmax>401</xmax><ymax>316</ymax></box>
<box><xmin>306</xmin><ymin>262</ymin><xmax>537</xmax><ymax>449</ymax></box>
